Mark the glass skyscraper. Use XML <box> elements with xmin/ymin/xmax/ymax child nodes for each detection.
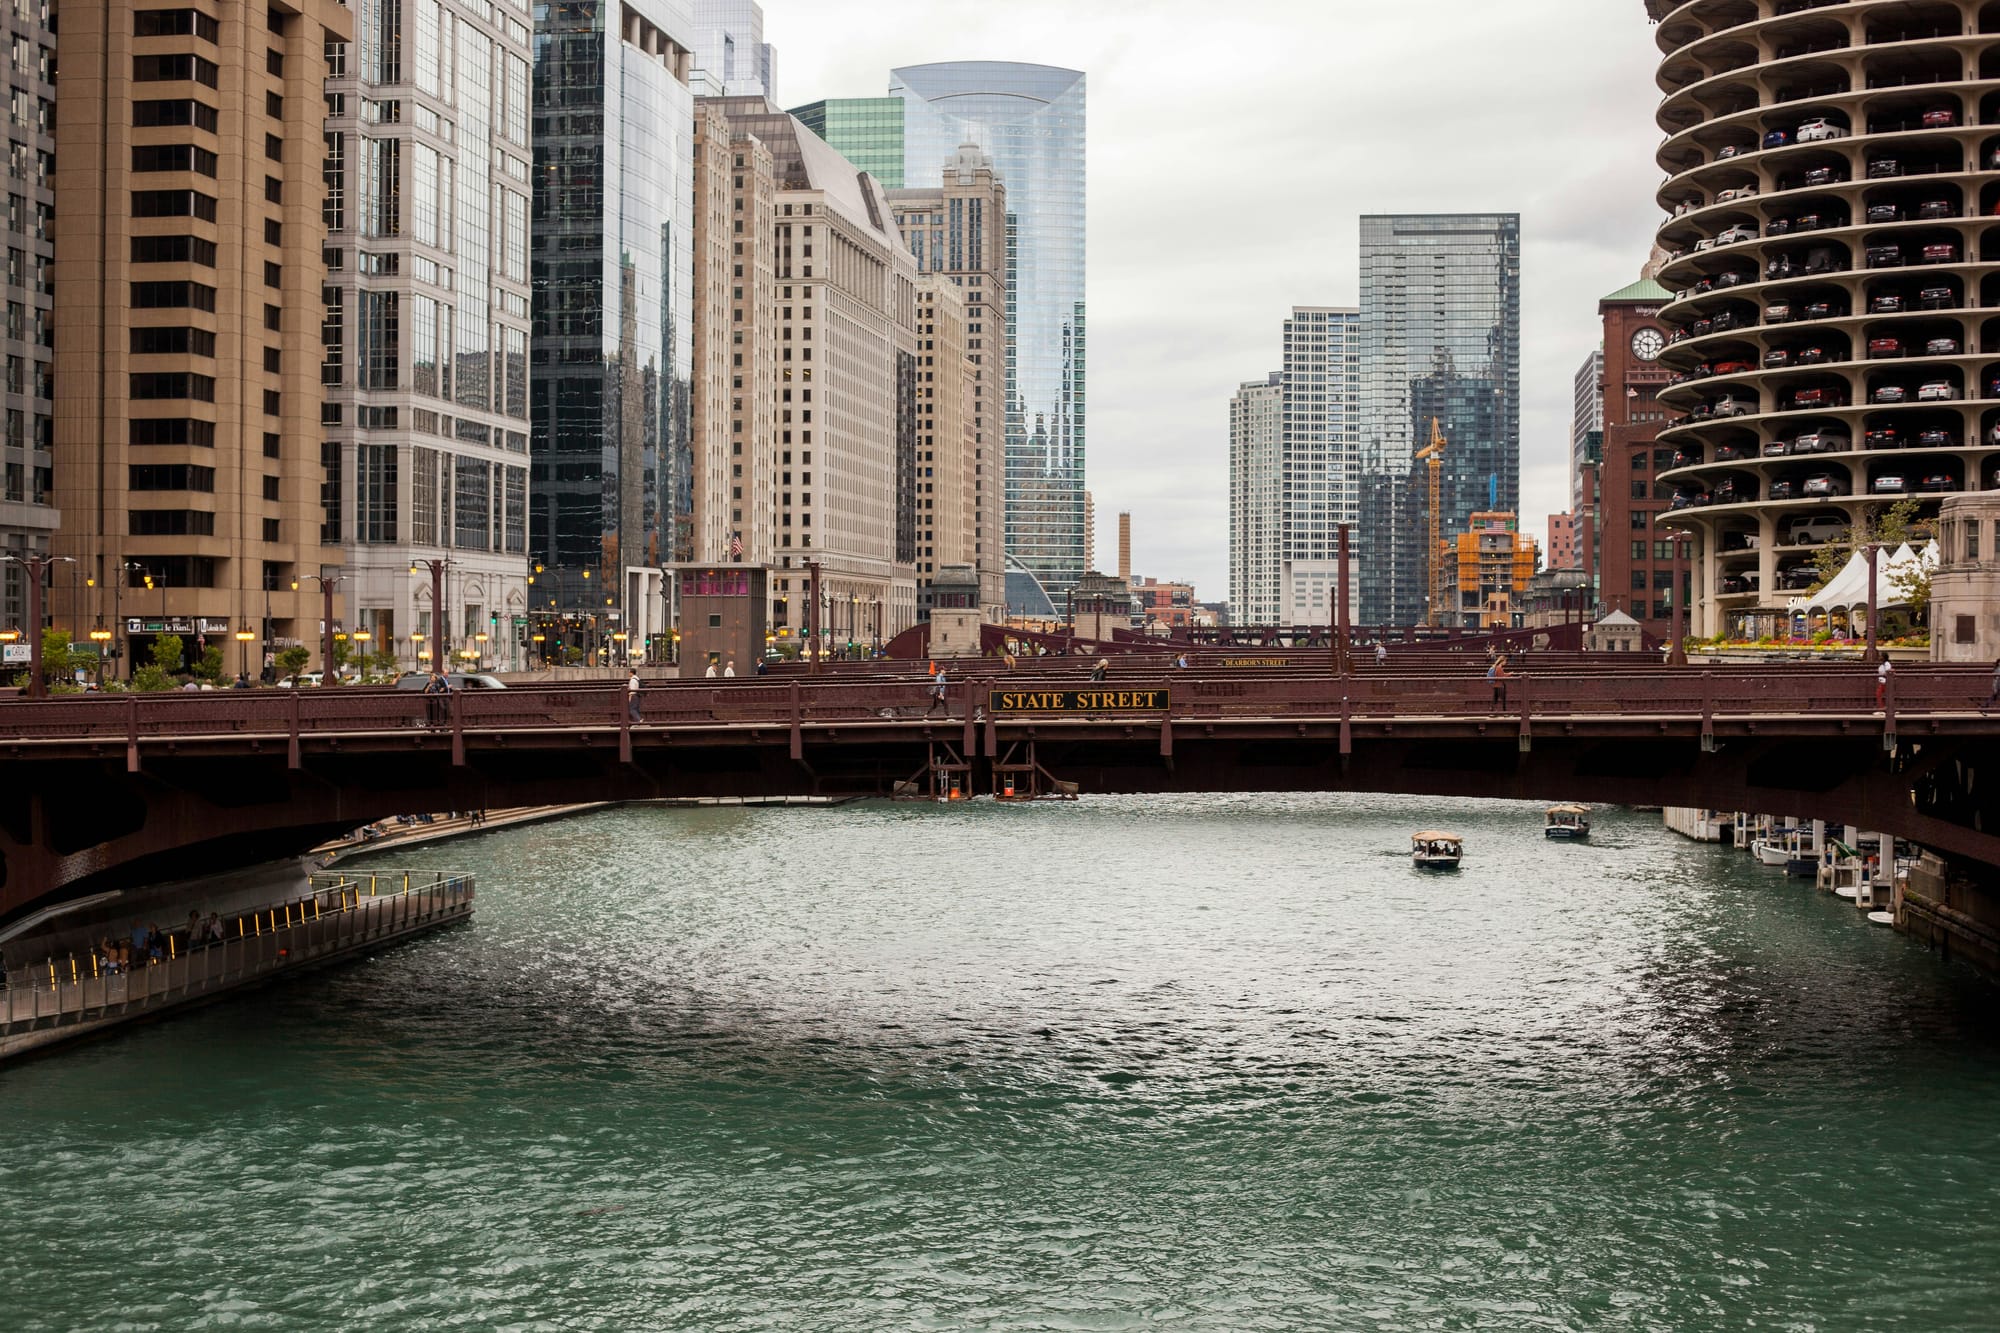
<box><xmin>325</xmin><ymin>0</ymin><xmax>536</xmax><ymax>669</ymax></box>
<box><xmin>1356</xmin><ymin>213</ymin><xmax>1520</xmax><ymax>628</ymax></box>
<box><xmin>788</xmin><ymin>98</ymin><xmax>906</xmax><ymax>189</ymax></box>
<box><xmin>891</xmin><ymin>62</ymin><xmax>1086</xmax><ymax>598</ymax></box>
<box><xmin>532</xmin><ymin>0</ymin><xmax>697</xmax><ymax>621</ymax></box>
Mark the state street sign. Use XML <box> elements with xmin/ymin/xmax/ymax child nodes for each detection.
<box><xmin>988</xmin><ymin>688</ymin><xmax>1171</xmax><ymax>714</ymax></box>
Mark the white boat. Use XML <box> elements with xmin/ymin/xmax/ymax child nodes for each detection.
<box><xmin>1752</xmin><ymin>839</ymin><xmax>1791</xmax><ymax>867</ymax></box>
<box><xmin>1544</xmin><ymin>805</ymin><xmax>1591</xmax><ymax>840</ymax></box>
<box><xmin>1412</xmin><ymin>831</ymin><xmax>1463</xmax><ymax>870</ymax></box>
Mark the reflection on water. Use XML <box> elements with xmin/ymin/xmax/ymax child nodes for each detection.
<box><xmin>2</xmin><ymin>795</ymin><xmax>1998</xmax><ymax>1331</ymax></box>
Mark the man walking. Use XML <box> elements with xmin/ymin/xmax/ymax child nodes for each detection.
<box><xmin>926</xmin><ymin>664</ymin><xmax>950</xmax><ymax>717</ymax></box>
<box><xmin>1876</xmin><ymin>658</ymin><xmax>1894</xmax><ymax>711</ymax></box>
<box><xmin>627</xmin><ymin>668</ymin><xmax>643</xmax><ymax>723</ymax></box>
<box><xmin>1375</xmin><ymin>643</ymin><xmax>1387</xmax><ymax>667</ymax></box>
<box><xmin>1487</xmin><ymin>656</ymin><xmax>1510</xmax><ymax>715</ymax></box>
<box><xmin>1090</xmin><ymin>656</ymin><xmax>1109</xmax><ymax>683</ymax></box>
<box><xmin>1985</xmin><ymin>655</ymin><xmax>2000</xmax><ymax>712</ymax></box>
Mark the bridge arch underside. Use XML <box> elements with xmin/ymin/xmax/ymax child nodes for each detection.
<box><xmin>3</xmin><ymin>729</ymin><xmax>1999</xmax><ymax>926</ymax></box>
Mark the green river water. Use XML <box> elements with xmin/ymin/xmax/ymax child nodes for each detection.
<box><xmin>3</xmin><ymin>795</ymin><xmax>1999</xmax><ymax>1330</ymax></box>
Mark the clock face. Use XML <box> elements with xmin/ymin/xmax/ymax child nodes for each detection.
<box><xmin>1632</xmin><ymin>327</ymin><xmax>1665</xmax><ymax>362</ymax></box>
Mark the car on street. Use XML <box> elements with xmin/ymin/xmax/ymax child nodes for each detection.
<box><xmin>391</xmin><ymin>672</ymin><xmax>509</xmax><ymax>690</ymax></box>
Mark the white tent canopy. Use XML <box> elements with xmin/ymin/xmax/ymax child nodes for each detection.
<box><xmin>1789</xmin><ymin>542</ymin><xmax>1937</xmax><ymax>617</ymax></box>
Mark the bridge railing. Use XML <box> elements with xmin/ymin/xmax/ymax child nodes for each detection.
<box><xmin>0</xmin><ymin>666</ymin><xmax>1982</xmax><ymax>744</ymax></box>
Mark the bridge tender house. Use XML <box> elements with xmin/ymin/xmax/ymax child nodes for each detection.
<box><xmin>989</xmin><ymin>690</ymin><xmax>1172</xmax><ymax>713</ymax></box>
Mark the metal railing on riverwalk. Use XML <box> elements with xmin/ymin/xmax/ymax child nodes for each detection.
<box><xmin>0</xmin><ymin>871</ymin><xmax>474</xmax><ymax>1036</ymax></box>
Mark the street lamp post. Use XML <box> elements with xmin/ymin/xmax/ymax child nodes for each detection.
<box><xmin>411</xmin><ymin>557</ymin><xmax>450</xmax><ymax>674</ymax></box>
<box><xmin>0</xmin><ymin>552</ymin><xmax>76</xmax><ymax>698</ymax></box>
<box><xmin>291</xmin><ymin>573</ymin><xmax>341</xmax><ymax>686</ymax></box>
<box><xmin>234</xmin><ymin>627</ymin><xmax>257</xmax><ymax>681</ymax></box>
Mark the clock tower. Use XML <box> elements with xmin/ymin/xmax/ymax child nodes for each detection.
<box><xmin>1595</xmin><ymin>277</ymin><xmax>1677</xmax><ymax>636</ymax></box>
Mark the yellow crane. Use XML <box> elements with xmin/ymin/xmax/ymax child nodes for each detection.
<box><xmin>1415</xmin><ymin>418</ymin><xmax>1447</xmax><ymax>626</ymax></box>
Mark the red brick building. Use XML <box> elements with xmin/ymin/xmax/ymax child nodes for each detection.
<box><xmin>1595</xmin><ymin>278</ymin><xmax>1681</xmax><ymax>636</ymax></box>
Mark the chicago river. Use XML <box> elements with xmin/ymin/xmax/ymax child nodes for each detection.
<box><xmin>4</xmin><ymin>796</ymin><xmax>1999</xmax><ymax>1329</ymax></box>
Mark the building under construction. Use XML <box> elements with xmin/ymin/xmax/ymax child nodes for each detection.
<box><xmin>1450</xmin><ymin>511</ymin><xmax>1538</xmax><ymax>631</ymax></box>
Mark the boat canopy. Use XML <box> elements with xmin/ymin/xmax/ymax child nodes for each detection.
<box><xmin>1411</xmin><ymin>831</ymin><xmax>1462</xmax><ymax>843</ymax></box>
<box><xmin>1546</xmin><ymin>805</ymin><xmax>1589</xmax><ymax>817</ymax></box>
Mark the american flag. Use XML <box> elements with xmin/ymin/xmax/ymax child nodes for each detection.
<box><xmin>729</xmin><ymin>532</ymin><xmax>743</xmax><ymax>559</ymax></box>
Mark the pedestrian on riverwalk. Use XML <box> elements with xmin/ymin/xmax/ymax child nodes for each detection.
<box><xmin>627</xmin><ymin>668</ymin><xmax>643</xmax><ymax>722</ymax></box>
<box><xmin>926</xmin><ymin>665</ymin><xmax>951</xmax><ymax>717</ymax></box>
<box><xmin>1487</xmin><ymin>656</ymin><xmax>1510</xmax><ymax>714</ymax></box>
<box><xmin>1876</xmin><ymin>658</ymin><xmax>1894</xmax><ymax>710</ymax></box>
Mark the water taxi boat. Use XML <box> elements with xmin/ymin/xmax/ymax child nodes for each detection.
<box><xmin>1412</xmin><ymin>831</ymin><xmax>1463</xmax><ymax>870</ymax></box>
<box><xmin>1544</xmin><ymin>805</ymin><xmax>1591</xmax><ymax>840</ymax></box>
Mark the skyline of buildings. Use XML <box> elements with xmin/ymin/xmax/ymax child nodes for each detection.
<box><xmin>689</xmin><ymin>0</ymin><xmax>777</xmax><ymax>100</ymax></box>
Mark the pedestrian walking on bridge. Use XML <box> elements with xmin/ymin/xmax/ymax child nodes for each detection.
<box><xmin>926</xmin><ymin>665</ymin><xmax>950</xmax><ymax>717</ymax></box>
<box><xmin>1876</xmin><ymin>658</ymin><xmax>1894</xmax><ymax>711</ymax></box>
<box><xmin>1487</xmin><ymin>656</ymin><xmax>1510</xmax><ymax>714</ymax></box>
<box><xmin>1985</xmin><ymin>655</ymin><xmax>2000</xmax><ymax>712</ymax></box>
<box><xmin>627</xmin><ymin>669</ymin><xmax>643</xmax><ymax>722</ymax></box>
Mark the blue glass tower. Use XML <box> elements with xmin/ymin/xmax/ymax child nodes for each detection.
<box><xmin>891</xmin><ymin>62</ymin><xmax>1086</xmax><ymax>598</ymax></box>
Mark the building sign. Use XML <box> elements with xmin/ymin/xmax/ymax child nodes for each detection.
<box><xmin>125</xmin><ymin>618</ymin><xmax>231</xmax><ymax>635</ymax></box>
<box><xmin>1</xmin><ymin>644</ymin><xmax>28</xmax><ymax>664</ymax></box>
<box><xmin>988</xmin><ymin>689</ymin><xmax>1171</xmax><ymax>714</ymax></box>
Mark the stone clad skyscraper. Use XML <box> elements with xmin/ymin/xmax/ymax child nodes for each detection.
<box><xmin>1</xmin><ymin>0</ymin><xmax>56</xmax><ymax>632</ymax></box>
<box><xmin>890</xmin><ymin>62</ymin><xmax>1086</xmax><ymax>603</ymax></box>
<box><xmin>1356</xmin><ymin>213</ymin><xmax>1520</xmax><ymax>628</ymax></box>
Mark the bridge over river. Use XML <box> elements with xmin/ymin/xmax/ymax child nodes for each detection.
<box><xmin>3</xmin><ymin>655</ymin><xmax>1997</xmax><ymax>933</ymax></box>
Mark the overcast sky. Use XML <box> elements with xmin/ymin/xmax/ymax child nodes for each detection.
<box><xmin>776</xmin><ymin>0</ymin><xmax>1667</xmax><ymax>598</ymax></box>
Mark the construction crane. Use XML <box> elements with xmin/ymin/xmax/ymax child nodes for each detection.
<box><xmin>1415</xmin><ymin>418</ymin><xmax>1447</xmax><ymax>626</ymax></box>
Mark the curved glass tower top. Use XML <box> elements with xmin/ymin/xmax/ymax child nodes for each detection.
<box><xmin>891</xmin><ymin>62</ymin><xmax>1086</xmax><ymax>597</ymax></box>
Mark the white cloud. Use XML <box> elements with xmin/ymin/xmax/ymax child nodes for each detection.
<box><xmin>774</xmin><ymin>0</ymin><xmax>1666</xmax><ymax>599</ymax></box>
